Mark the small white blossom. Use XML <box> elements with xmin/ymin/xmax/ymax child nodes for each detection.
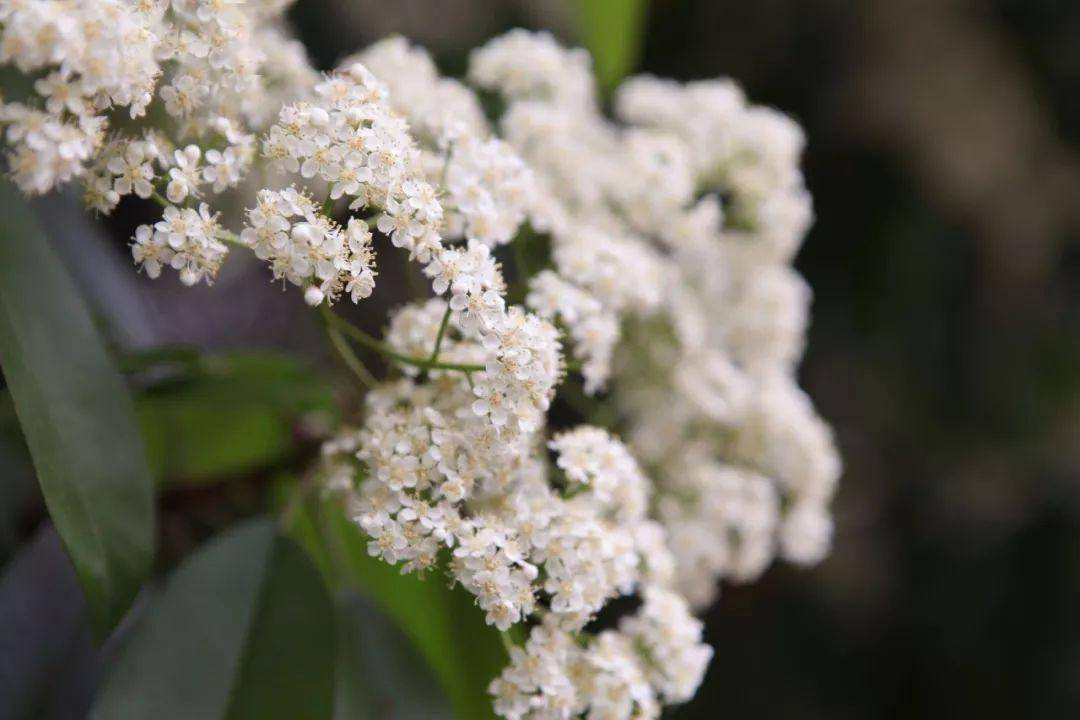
<box><xmin>132</xmin><ymin>203</ymin><xmax>227</xmax><ymax>286</ymax></box>
<box><xmin>239</xmin><ymin>188</ymin><xmax>377</xmax><ymax>305</ymax></box>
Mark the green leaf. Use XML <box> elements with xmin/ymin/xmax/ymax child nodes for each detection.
<box><xmin>138</xmin><ymin>395</ymin><xmax>293</xmax><ymax>482</ymax></box>
<box><xmin>334</xmin><ymin>590</ymin><xmax>453</xmax><ymax>719</ymax></box>
<box><xmin>572</xmin><ymin>0</ymin><xmax>650</xmax><ymax>94</ymax></box>
<box><xmin>135</xmin><ymin>351</ymin><xmax>337</xmax><ymax>484</ymax></box>
<box><xmin>290</xmin><ymin>499</ymin><xmax>507</xmax><ymax>720</ymax></box>
<box><xmin>91</xmin><ymin>518</ymin><xmax>336</xmax><ymax>720</ymax></box>
<box><xmin>0</xmin><ymin>182</ymin><xmax>155</xmax><ymax>638</ymax></box>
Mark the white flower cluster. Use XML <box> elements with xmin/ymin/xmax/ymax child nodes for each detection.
<box><xmin>235</xmin><ymin>61</ymin><xmax>439</xmax><ymax>303</ymax></box>
<box><xmin>464</xmin><ymin>30</ymin><xmax>840</xmax><ymax>615</ymax></box>
<box><xmin>527</xmin><ymin>270</ymin><xmax>617</xmax><ymax>395</ymax></box>
<box><xmin>0</xmin><ymin>0</ymin><xmax>313</xmax><ymax>201</ymax></box>
<box><xmin>441</xmin><ymin>136</ymin><xmax>534</xmax><ymax>248</ymax></box>
<box><xmin>617</xmin><ymin>76</ymin><xmax>813</xmax><ymax>264</ymax></box>
<box><xmin>469</xmin><ymin>28</ymin><xmax>596</xmax><ymax>107</ymax></box>
<box><xmin>326</xmin><ymin>374</ymin><xmax>702</xmax><ymax>718</ymax></box>
<box><xmin>549</xmin><ymin>426</ymin><xmax>648</xmax><ymax>520</ymax></box>
<box><xmin>130</xmin><ymin>201</ymin><xmax>225</xmax><ymax>286</ymax></box>
<box><xmin>0</xmin><ymin>0</ymin><xmax>154</xmax><ymax>193</ymax></box>
<box><xmin>490</xmin><ymin>587</ymin><xmax>712</xmax><ymax>719</ymax></box>
<box><xmin>354</xmin><ymin>35</ymin><xmax>488</xmax><ymax>146</ymax></box>
<box><xmin>356</xmin><ymin>37</ymin><xmax>536</xmax><ymax>249</ymax></box>
<box><xmin>344</xmin><ymin>379</ymin><xmax>667</xmax><ymax>632</ymax></box>
<box><xmin>245</xmin><ymin>52</ymin><xmax>564</xmax><ymax>432</ymax></box>
<box><xmin>467</xmin><ymin>33</ymin><xmax>679</xmax><ymax>399</ymax></box>
<box><xmin>2</xmin><ymin>11</ymin><xmax>840</xmax><ymax>717</ymax></box>
<box><xmin>656</xmin><ymin>450</ymin><xmax>779</xmax><ymax>606</ymax></box>
<box><xmin>240</xmin><ymin>187</ymin><xmax>376</xmax><ymax>306</ymax></box>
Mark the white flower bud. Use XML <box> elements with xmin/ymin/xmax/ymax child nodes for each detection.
<box><xmin>303</xmin><ymin>285</ymin><xmax>325</xmax><ymax>307</ymax></box>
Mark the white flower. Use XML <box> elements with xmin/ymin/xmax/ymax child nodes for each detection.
<box><xmin>130</xmin><ymin>224</ymin><xmax>173</xmax><ymax>279</ymax></box>
<box><xmin>779</xmin><ymin>499</ymin><xmax>833</xmax><ymax>565</ymax></box>
<box><xmin>549</xmin><ymin>426</ymin><xmax>649</xmax><ymax>519</ymax></box>
<box><xmin>442</xmin><ymin>137</ymin><xmax>535</xmax><ymax>247</ymax></box>
<box><xmin>139</xmin><ymin>203</ymin><xmax>227</xmax><ymax>286</ymax></box>
<box><xmin>106</xmin><ymin>142</ymin><xmax>156</xmax><ymax>199</ymax></box>
<box><xmin>34</xmin><ymin>72</ymin><xmax>86</xmax><ymax>116</ymax></box>
<box><xmin>203</xmin><ymin>145</ymin><xmax>247</xmax><ymax>192</ymax></box>
<box><xmin>527</xmin><ymin>270</ymin><xmax>617</xmax><ymax>394</ymax></box>
<box><xmin>620</xmin><ymin>586</ymin><xmax>713</xmax><ymax>704</ymax></box>
<box><xmin>166</xmin><ymin>145</ymin><xmax>203</xmax><ymax>204</ymax></box>
<box><xmin>239</xmin><ymin>188</ymin><xmax>378</xmax><ymax>306</ymax></box>
<box><xmin>469</xmin><ymin>29</ymin><xmax>596</xmax><ymax>107</ymax></box>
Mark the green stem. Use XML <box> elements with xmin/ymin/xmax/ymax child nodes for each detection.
<box><xmin>499</xmin><ymin>630</ymin><xmax>517</xmax><ymax>658</ymax></box>
<box><xmin>428</xmin><ymin>305</ymin><xmax>453</xmax><ymax>363</ymax></box>
<box><xmin>325</xmin><ymin>323</ymin><xmax>377</xmax><ymax>389</ymax></box>
<box><xmin>320</xmin><ymin>306</ymin><xmax>485</xmax><ymax>374</ymax></box>
<box><xmin>149</xmin><ymin>190</ymin><xmax>246</xmax><ymax>248</ymax></box>
<box><xmin>215</xmin><ymin>228</ymin><xmax>245</xmax><ymax>248</ymax></box>
<box><xmin>149</xmin><ymin>188</ymin><xmax>475</xmax><ymax>377</ymax></box>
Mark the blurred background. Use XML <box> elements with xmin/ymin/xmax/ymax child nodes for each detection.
<box><xmin>4</xmin><ymin>0</ymin><xmax>1080</xmax><ymax>717</ymax></box>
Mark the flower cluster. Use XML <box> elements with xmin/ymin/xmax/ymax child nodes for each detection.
<box><xmin>130</xmin><ymin>202</ymin><xmax>226</xmax><ymax>286</ymax></box>
<box><xmin>240</xmin><ymin>187</ymin><xmax>376</xmax><ymax>306</ymax></box>
<box><xmin>355</xmin><ymin>35</ymin><xmax>489</xmax><ymax>147</ymax></box>
<box><xmin>0</xmin><ymin>0</ymin><xmax>313</xmax><ymax>201</ymax></box>
<box><xmin>357</xmin><ymin>37</ymin><xmax>537</xmax><ymax>249</ymax></box>
<box><xmin>527</xmin><ymin>270</ymin><xmax>618</xmax><ymax>394</ymax></box>
<box><xmin>490</xmin><ymin>587</ymin><xmax>712</xmax><ymax>719</ymax></box>
<box><xmin>656</xmin><ymin>451</ymin><xmax>779</xmax><ymax>606</ymax></box>
<box><xmin>345</xmin><ymin>379</ymin><xmax>666</xmax><ymax>635</ymax></box>
<box><xmin>441</xmin><ymin>136</ymin><xmax>535</xmax><ymax>248</ymax></box>
<box><xmin>1</xmin><ymin>11</ymin><xmax>840</xmax><ymax>718</ymax></box>
<box><xmin>549</xmin><ymin>426</ymin><xmax>649</xmax><ymax>520</ymax></box>
<box><xmin>469</xmin><ymin>28</ymin><xmax>596</xmax><ymax>107</ymax></box>
<box><xmin>467</xmin><ymin>30</ymin><xmax>839</xmax><ymax>613</ymax></box>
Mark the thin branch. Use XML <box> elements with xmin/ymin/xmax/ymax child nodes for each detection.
<box><xmin>320</xmin><ymin>305</ymin><xmax>485</xmax><ymax>374</ymax></box>
<box><xmin>326</xmin><ymin>324</ymin><xmax>377</xmax><ymax>389</ymax></box>
<box><xmin>428</xmin><ymin>305</ymin><xmax>453</xmax><ymax>364</ymax></box>
<box><xmin>499</xmin><ymin>630</ymin><xmax>517</xmax><ymax>658</ymax></box>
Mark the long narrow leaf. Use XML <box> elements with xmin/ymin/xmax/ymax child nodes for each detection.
<box><xmin>0</xmin><ymin>183</ymin><xmax>155</xmax><ymax>638</ymax></box>
<box><xmin>279</xmin><ymin>483</ymin><xmax>508</xmax><ymax>720</ymax></box>
<box><xmin>91</xmin><ymin>518</ymin><xmax>337</xmax><ymax>720</ymax></box>
<box><xmin>335</xmin><ymin>590</ymin><xmax>453</xmax><ymax>719</ymax></box>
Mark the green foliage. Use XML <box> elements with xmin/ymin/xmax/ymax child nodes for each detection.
<box><xmin>335</xmin><ymin>590</ymin><xmax>453</xmax><ymax>719</ymax></box>
<box><xmin>93</xmin><ymin>513</ymin><xmax>457</xmax><ymax>720</ymax></box>
<box><xmin>0</xmin><ymin>182</ymin><xmax>155</xmax><ymax>638</ymax></box>
<box><xmin>572</xmin><ymin>0</ymin><xmax>650</xmax><ymax>94</ymax></box>
<box><xmin>284</xmin><ymin>489</ymin><xmax>508</xmax><ymax>720</ymax></box>
<box><xmin>91</xmin><ymin>518</ymin><xmax>337</xmax><ymax>720</ymax></box>
<box><xmin>135</xmin><ymin>351</ymin><xmax>337</xmax><ymax>484</ymax></box>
